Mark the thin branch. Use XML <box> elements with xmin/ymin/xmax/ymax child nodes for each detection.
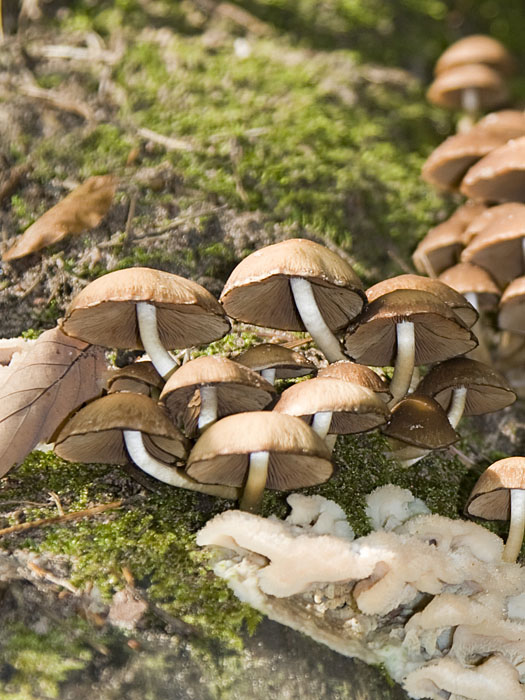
<box><xmin>137</xmin><ymin>127</ymin><xmax>195</xmax><ymax>152</ymax></box>
<box><xmin>0</xmin><ymin>500</ymin><xmax>123</xmax><ymax>536</ymax></box>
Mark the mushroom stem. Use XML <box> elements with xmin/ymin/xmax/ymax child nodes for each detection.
<box><xmin>240</xmin><ymin>450</ymin><xmax>270</xmax><ymax>512</ymax></box>
<box><xmin>289</xmin><ymin>277</ymin><xmax>346</xmax><ymax>362</ymax></box>
<box><xmin>136</xmin><ymin>302</ymin><xmax>177</xmax><ymax>379</ymax></box>
<box><xmin>261</xmin><ymin>368</ymin><xmax>276</xmax><ymax>385</ymax></box>
<box><xmin>461</xmin><ymin>87</ymin><xmax>480</xmax><ymax>115</ymax></box>
<box><xmin>311</xmin><ymin>410</ymin><xmax>333</xmax><ymax>440</ymax></box>
<box><xmin>388</xmin><ymin>321</ymin><xmax>416</xmax><ymax>407</ymax></box>
<box><xmin>197</xmin><ymin>385</ymin><xmax>218</xmax><ymax>431</ymax></box>
<box><xmin>503</xmin><ymin>489</ymin><xmax>525</xmax><ymax>563</ymax></box>
<box><xmin>123</xmin><ymin>430</ymin><xmax>238</xmax><ymax>499</ymax></box>
<box><xmin>325</xmin><ymin>433</ymin><xmax>338</xmax><ymax>453</ymax></box>
<box><xmin>447</xmin><ymin>386</ymin><xmax>468</xmax><ymax>429</ymax></box>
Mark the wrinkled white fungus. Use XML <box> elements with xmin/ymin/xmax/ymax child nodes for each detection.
<box><xmin>197</xmin><ymin>489</ymin><xmax>525</xmax><ymax>700</ymax></box>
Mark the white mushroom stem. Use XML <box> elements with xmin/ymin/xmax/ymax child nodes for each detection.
<box><xmin>447</xmin><ymin>386</ymin><xmax>468</xmax><ymax>429</ymax></box>
<box><xmin>123</xmin><ymin>430</ymin><xmax>238</xmax><ymax>499</ymax></box>
<box><xmin>197</xmin><ymin>385</ymin><xmax>218</xmax><ymax>431</ymax></box>
<box><xmin>388</xmin><ymin>321</ymin><xmax>415</xmax><ymax>407</ymax></box>
<box><xmin>240</xmin><ymin>450</ymin><xmax>270</xmax><ymax>512</ymax></box>
<box><xmin>136</xmin><ymin>302</ymin><xmax>177</xmax><ymax>379</ymax></box>
<box><xmin>461</xmin><ymin>87</ymin><xmax>480</xmax><ymax>115</ymax></box>
<box><xmin>325</xmin><ymin>434</ymin><xmax>338</xmax><ymax>453</ymax></box>
<box><xmin>289</xmin><ymin>277</ymin><xmax>346</xmax><ymax>363</ymax></box>
<box><xmin>503</xmin><ymin>489</ymin><xmax>525</xmax><ymax>563</ymax></box>
<box><xmin>311</xmin><ymin>411</ymin><xmax>333</xmax><ymax>440</ymax></box>
<box><xmin>261</xmin><ymin>368</ymin><xmax>276</xmax><ymax>384</ymax></box>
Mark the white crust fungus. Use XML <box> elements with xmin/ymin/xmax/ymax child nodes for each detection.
<box><xmin>197</xmin><ymin>488</ymin><xmax>525</xmax><ymax>700</ymax></box>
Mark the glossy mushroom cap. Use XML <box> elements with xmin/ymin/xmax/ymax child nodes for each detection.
<box><xmin>344</xmin><ymin>289</ymin><xmax>477</xmax><ymax>366</ymax></box>
<box><xmin>466</xmin><ymin>457</ymin><xmax>525</xmax><ymax>520</ymax></box>
<box><xmin>273</xmin><ymin>377</ymin><xmax>389</xmax><ymax>434</ymax></box>
<box><xmin>220</xmin><ymin>238</ymin><xmax>365</xmax><ymax>332</ymax></box>
<box><xmin>415</xmin><ymin>357</ymin><xmax>516</xmax><ymax>416</ymax></box>
<box><xmin>427</xmin><ymin>63</ymin><xmax>509</xmax><ymax>111</ymax></box>
<box><xmin>438</xmin><ymin>263</ymin><xmax>500</xmax><ymax>310</ymax></box>
<box><xmin>159</xmin><ymin>355</ymin><xmax>275</xmax><ymax>435</ymax></box>
<box><xmin>317</xmin><ymin>361</ymin><xmax>390</xmax><ymax>400</ymax></box>
<box><xmin>366</xmin><ymin>274</ymin><xmax>478</xmax><ymax>328</ymax></box>
<box><xmin>382</xmin><ymin>395</ymin><xmax>459</xmax><ymax>449</ymax></box>
<box><xmin>435</xmin><ymin>35</ymin><xmax>515</xmax><ymax>76</ymax></box>
<box><xmin>54</xmin><ymin>392</ymin><xmax>189</xmax><ymax>465</ymax></box>
<box><xmin>186</xmin><ymin>411</ymin><xmax>332</xmax><ymax>490</ymax></box>
<box><xmin>460</xmin><ymin>137</ymin><xmax>525</xmax><ymax>203</ymax></box>
<box><xmin>62</xmin><ymin>267</ymin><xmax>230</xmax><ymax>349</ymax></box>
<box><xmin>498</xmin><ymin>276</ymin><xmax>525</xmax><ymax>334</ymax></box>
<box><xmin>234</xmin><ymin>343</ymin><xmax>316</xmax><ymax>379</ymax></box>
<box><xmin>460</xmin><ymin>202</ymin><xmax>525</xmax><ymax>286</ymax></box>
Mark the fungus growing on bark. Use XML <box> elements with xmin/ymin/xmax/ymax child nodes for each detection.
<box><xmin>220</xmin><ymin>238</ymin><xmax>365</xmax><ymax>363</ymax></box>
<box><xmin>61</xmin><ymin>267</ymin><xmax>230</xmax><ymax>379</ymax></box>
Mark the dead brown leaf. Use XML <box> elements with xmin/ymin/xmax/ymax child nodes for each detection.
<box><xmin>2</xmin><ymin>175</ymin><xmax>117</xmax><ymax>261</ymax></box>
<box><xmin>0</xmin><ymin>326</ymin><xmax>108</xmax><ymax>477</ymax></box>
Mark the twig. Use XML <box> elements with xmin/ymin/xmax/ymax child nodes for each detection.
<box><xmin>0</xmin><ymin>500</ymin><xmax>123</xmax><ymax>536</ymax></box>
<box><xmin>27</xmin><ymin>560</ymin><xmax>78</xmax><ymax>594</ymax></box>
<box><xmin>131</xmin><ymin>206</ymin><xmax>226</xmax><ymax>241</ymax></box>
<box><xmin>124</xmin><ymin>191</ymin><xmax>138</xmax><ymax>241</ymax></box>
<box><xmin>48</xmin><ymin>491</ymin><xmax>64</xmax><ymax>516</ymax></box>
<box><xmin>137</xmin><ymin>127</ymin><xmax>195</xmax><ymax>152</ymax></box>
<box><xmin>19</xmin><ymin>84</ymin><xmax>95</xmax><ymax>121</ymax></box>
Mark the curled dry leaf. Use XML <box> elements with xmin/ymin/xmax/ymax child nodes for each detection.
<box><xmin>2</xmin><ymin>174</ymin><xmax>117</xmax><ymax>261</ymax></box>
<box><xmin>0</xmin><ymin>326</ymin><xmax>108</xmax><ymax>478</ymax></box>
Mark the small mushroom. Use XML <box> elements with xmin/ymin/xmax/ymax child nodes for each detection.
<box><xmin>318</xmin><ymin>360</ymin><xmax>391</xmax><ymax>402</ymax></box>
<box><xmin>54</xmin><ymin>392</ymin><xmax>237</xmax><ymax>499</ymax></box>
<box><xmin>107</xmin><ymin>361</ymin><xmax>164</xmax><ymax>398</ymax></box>
<box><xmin>434</xmin><ymin>35</ymin><xmax>515</xmax><ymax>77</ymax></box>
<box><xmin>466</xmin><ymin>456</ymin><xmax>525</xmax><ymax>563</ymax></box>
<box><xmin>159</xmin><ymin>355</ymin><xmax>275</xmax><ymax>435</ymax></box>
<box><xmin>460</xmin><ymin>136</ymin><xmax>525</xmax><ymax>203</ymax></box>
<box><xmin>499</xmin><ymin>276</ymin><xmax>525</xmax><ymax>335</ymax></box>
<box><xmin>186</xmin><ymin>411</ymin><xmax>332</xmax><ymax>512</ymax></box>
<box><xmin>61</xmin><ymin>267</ymin><xmax>230</xmax><ymax>379</ymax></box>
<box><xmin>220</xmin><ymin>239</ymin><xmax>365</xmax><ymax>363</ymax></box>
<box><xmin>234</xmin><ymin>343</ymin><xmax>316</xmax><ymax>384</ymax></box>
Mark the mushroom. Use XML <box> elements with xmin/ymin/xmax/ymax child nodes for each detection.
<box><xmin>382</xmin><ymin>395</ymin><xmax>459</xmax><ymax>465</ymax></box>
<box><xmin>460</xmin><ymin>136</ymin><xmax>525</xmax><ymax>203</ymax></box>
<box><xmin>415</xmin><ymin>357</ymin><xmax>515</xmax><ymax>429</ymax></box>
<box><xmin>317</xmin><ymin>360</ymin><xmax>391</xmax><ymax>402</ymax></box>
<box><xmin>273</xmin><ymin>377</ymin><xmax>390</xmax><ymax>450</ymax></box>
<box><xmin>344</xmin><ymin>289</ymin><xmax>477</xmax><ymax>406</ymax></box>
<box><xmin>107</xmin><ymin>360</ymin><xmax>164</xmax><ymax>398</ymax></box>
<box><xmin>61</xmin><ymin>267</ymin><xmax>230</xmax><ymax>379</ymax></box>
<box><xmin>434</xmin><ymin>35</ymin><xmax>515</xmax><ymax>77</ymax></box>
<box><xmin>54</xmin><ymin>392</ymin><xmax>237</xmax><ymax>499</ymax></box>
<box><xmin>460</xmin><ymin>202</ymin><xmax>525</xmax><ymax>287</ymax></box>
<box><xmin>466</xmin><ymin>457</ymin><xmax>525</xmax><ymax>563</ymax></box>
<box><xmin>159</xmin><ymin>354</ymin><xmax>275</xmax><ymax>435</ymax></box>
<box><xmin>186</xmin><ymin>411</ymin><xmax>332</xmax><ymax>512</ymax></box>
<box><xmin>220</xmin><ymin>239</ymin><xmax>365</xmax><ymax>363</ymax></box>
<box><xmin>499</xmin><ymin>276</ymin><xmax>525</xmax><ymax>336</ymax></box>
<box><xmin>234</xmin><ymin>342</ymin><xmax>316</xmax><ymax>385</ymax></box>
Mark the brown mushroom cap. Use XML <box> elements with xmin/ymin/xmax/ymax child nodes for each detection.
<box><xmin>438</xmin><ymin>263</ymin><xmax>500</xmax><ymax>310</ymax></box>
<box><xmin>466</xmin><ymin>457</ymin><xmax>525</xmax><ymax>520</ymax></box>
<box><xmin>460</xmin><ymin>202</ymin><xmax>525</xmax><ymax>285</ymax></box>
<box><xmin>421</xmin><ymin>127</ymin><xmax>511</xmax><ymax>191</ymax></box>
<box><xmin>460</xmin><ymin>137</ymin><xmax>525</xmax><ymax>203</ymax></box>
<box><xmin>61</xmin><ymin>267</ymin><xmax>230</xmax><ymax>349</ymax></box>
<box><xmin>382</xmin><ymin>395</ymin><xmax>459</xmax><ymax>449</ymax></box>
<box><xmin>344</xmin><ymin>289</ymin><xmax>477</xmax><ymax>366</ymax></box>
<box><xmin>54</xmin><ymin>392</ymin><xmax>189</xmax><ymax>465</ymax></box>
<box><xmin>366</xmin><ymin>274</ymin><xmax>478</xmax><ymax>327</ymax></box>
<box><xmin>220</xmin><ymin>238</ymin><xmax>365</xmax><ymax>331</ymax></box>
<box><xmin>234</xmin><ymin>343</ymin><xmax>316</xmax><ymax>379</ymax></box>
<box><xmin>107</xmin><ymin>361</ymin><xmax>164</xmax><ymax>396</ymax></box>
<box><xmin>273</xmin><ymin>377</ymin><xmax>389</xmax><ymax>434</ymax></box>
<box><xmin>476</xmin><ymin>109</ymin><xmax>525</xmax><ymax>137</ymax></box>
<box><xmin>435</xmin><ymin>35</ymin><xmax>515</xmax><ymax>76</ymax></box>
<box><xmin>498</xmin><ymin>276</ymin><xmax>525</xmax><ymax>334</ymax></box>
<box><xmin>427</xmin><ymin>63</ymin><xmax>509</xmax><ymax>111</ymax></box>
<box><xmin>186</xmin><ymin>411</ymin><xmax>332</xmax><ymax>490</ymax></box>
<box><xmin>159</xmin><ymin>355</ymin><xmax>275</xmax><ymax>435</ymax></box>
<box><xmin>317</xmin><ymin>361</ymin><xmax>390</xmax><ymax>400</ymax></box>
<box><xmin>415</xmin><ymin>357</ymin><xmax>515</xmax><ymax>416</ymax></box>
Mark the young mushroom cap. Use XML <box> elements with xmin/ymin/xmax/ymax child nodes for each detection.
<box><xmin>186</xmin><ymin>411</ymin><xmax>332</xmax><ymax>490</ymax></box>
<box><xmin>159</xmin><ymin>355</ymin><xmax>275</xmax><ymax>436</ymax></box>
<box><xmin>273</xmin><ymin>377</ymin><xmax>390</xmax><ymax>434</ymax></box>
<box><xmin>499</xmin><ymin>276</ymin><xmax>525</xmax><ymax>334</ymax></box>
<box><xmin>438</xmin><ymin>262</ymin><xmax>501</xmax><ymax>310</ymax></box>
<box><xmin>434</xmin><ymin>35</ymin><xmax>515</xmax><ymax>76</ymax></box>
<box><xmin>234</xmin><ymin>343</ymin><xmax>316</xmax><ymax>380</ymax></box>
<box><xmin>415</xmin><ymin>357</ymin><xmax>516</xmax><ymax>417</ymax></box>
<box><xmin>366</xmin><ymin>274</ymin><xmax>478</xmax><ymax>327</ymax></box>
<box><xmin>107</xmin><ymin>361</ymin><xmax>164</xmax><ymax>396</ymax></box>
<box><xmin>61</xmin><ymin>267</ymin><xmax>230</xmax><ymax>350</ymax></box>
<box><xmin>317</xmin><ymin>361</ymin><xmax>391</xmax><ymax>401</ymax></box>
<box><xmin>427</xmin><ymin>63</ymin><xmax>509</xmax><ymax>111</ymax></box>
<box><xmin>344</xmin><ymin>289</ymin><xmax>477</xmax><ymax>367</ymax></box>
<box><xmin>460</xmin><ymin>136</ymin><xmax>525</xmax><ymax>202</ymax></box>
<box><xmin>382</xmin><ymin>395</ymin><xmax>459</xmax><ymax>449</ymax></box>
